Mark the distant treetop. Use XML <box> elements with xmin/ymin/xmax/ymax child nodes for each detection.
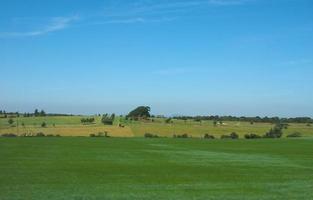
<box><xmin>127</xmin><ymin>106</ymin><xmax>151</xmax><ymax>120</ymax></box>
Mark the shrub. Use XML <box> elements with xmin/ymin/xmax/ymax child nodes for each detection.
<box><xmin>263</xmin><ymin>125</ymin><xmax>283</xmax><ymax>138</ymax></box>
<box><xmin>46</xmin><ymin>134</ymin><xmax>61</xmax><ymax>137</ymax></box>
<box><xmin>287</xmin><ymin>132</ymin><xmax>302</xmax><ymax>138</ymax></box>
<box><xmin>221</xmin><ymin>135</ymin><xmax>232</xmax><ymax>139</ymax></box>
<box><xmin>8</xmin><ymin>118</ymin><xmax>14</xmax><ymax>125</ymax></box>
<box><xmin>204</xmin><ymin>134</ymin><xmax>215</xmax><ymax>139</ymax></box>
<box><xmin>41</xmin><ymin>122</ymin><xmax>47</xmax><ymax>128</ymax></box>
<box><xmin>244</xmin><ymin>133</ymin><xmax>261</xmax><ymax>139</ymax></box>
<box><xmin>144</xmin><ymin>133</ymin><xmax>159</xmax><ymax>138</ymax></box>
<box><xmin>2</xmin><ymin>133</ymin><xmax>17</xmax><ymax>137</ymax></box>
<box><xmin>221</xmin><ymin>132</ymin><xmax>239</xmax><ymax>139</ymax></box>
<box><xmin>81</xmin><ymin>118</ymin><xmax>95</xmax><ymax>124</ymax></box>
<box><xmin>165</xmin><ymin>118</ymin><xmax>172</xmax><ymax>124</ymax></box>
<box><xmin>90</xmin><ymin>132</ymin><xmax>110</xmax><ymax>137</ymax></box>
<box><xmin>174</xmin><ymin>133</ymin><xmax>189</xmax><ymax>138</ymax></box>
<box><xmin>36</xmin><ymin>132</ymin><xmax>45</xmax><ymax>137</ymax></box>
<box><xmin>230</xmin><ymin>132</ymin><xmax>239</xmax><ymax>139</ymax></box>
<box><xmin>101</xmin><ymin>115</ymin><xmax>114</xmax><ymax>125</ymax></box>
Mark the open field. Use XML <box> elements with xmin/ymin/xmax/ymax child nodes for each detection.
<box><xmin>1</xmin><ymin>116</ymin><xmax>313</xmax><ymax>138</ymax></box>
<box><xmin>0</xmin><ymin>137</ymin><xmax>312</xmax><ymax>200</ymax></box>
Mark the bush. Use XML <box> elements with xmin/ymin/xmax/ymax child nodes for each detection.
<box><xmin>174</xmin><ymin>133</ymin><xmax>189</xmax><ymax>138</ymax></box>
<box><xmin>263</xmin><ymin>125</ymin><xmax>283</xmax><ymax>138</ymax></box>
<box><xmin>8</xmin><ymin>118</ymin><xmax>14</xmax><ymax>125</ymax></box>
<box><xmin>221</xmin><ymin>135</ymin><xmax>232</xmax><ymax>139</ymax></box>
<box><xmin>244</xmin><ymin>133</ymin><xmax>261</xmax><ymax>139</ymax></box>
<box><xmin>230</xmin><ymin>132</ymin><xmax>239</xmax><ymax>139</ymax></box>
<box><xmin>221</xmin><ymin>132</ymin><xmax>239</xmax><ymax>139</ymax></box>
<box><xmin>2</xmin><ymin>133</ymin><xmax>17</xmax><ymax>137</ymax></box>
<box><xmin>81</xmin><ymin>117</ymin><xmax>95</xmax><ymax>124</ymax></box>
<box><xmin>287</xmin><ymin>132</ymin><xmax>302</xmax><ymax>138</ymax></box>
<box><xmin>165</xmin><ymin>118</ymin><xmax>172</xmax><ymax>124</ymax></box>
<box><xmin>36</xmin><ymin>132</ymin><xmax>45</xmax><ymax>137</ymax></box>
<box><xmin>46</xmin><ymin>134</ymin><xmax>61</xmax><ymax>137</ymax></box>
<box><xmin>101</xmin><ymin>114</ymin><xmax>115</xmax><ymax>125</ymax></box>
<box><xmin>90</xmin><ymin>132</ymin><xmax>109</xmax><ymax>137</ymax></box>
<box><xmin>41</xmin><ymin>122</ymin><xmax>47</xmax><ymax>128</ymax></box>
<box><xmin>204</xmin><ymin>134</ymin><xmax>215</xmax><ymax>139</ymax></box>
<box><xmin>144</xmin><ymin>133</ymin><xmax>159</xmax><ymax>138</ymax></box>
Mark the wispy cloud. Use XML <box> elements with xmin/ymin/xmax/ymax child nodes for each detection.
<box><xmin>0</xmin><ymin>15</ymin><xmax>79</xmax><ymax>37</ymax></box>
<box><xmin>95</xmin><ymin>0</ymin><xmax>254</xmax><ymax>24</ymax></box>
<box><xmin>0</xmin><ymin>0</ymin><xmax>254</xmax><ymax>38</ymax></box>
<box><xmin>93</xmin><ymin>16</ymin><xmax>176</xmax><ymax>24</ymax></box>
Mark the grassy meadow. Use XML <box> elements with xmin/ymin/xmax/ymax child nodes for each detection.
<box><xmin>0</xmin><ymin>115</ymin><xmax>313</xmax><ymax>138</ymax></box>
<box><xmin>0</xmin><ymin>137</ymin><xmax>313</xmax><ymax>200</ymax></box>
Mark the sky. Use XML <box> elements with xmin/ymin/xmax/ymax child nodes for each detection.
<box><xmin>0</xmin><ymin>0</ymin><xmax>313</xmax><ymax>117</ymax></box>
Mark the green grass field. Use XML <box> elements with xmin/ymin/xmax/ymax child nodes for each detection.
<box><xmin>1</xmin><ymin>116</ymin><xmax>313</xmax><ymax>138</ymax></box>
<box><xmin>1</xmin><ymin>137</ymin><xmax>312</xmax><ymax>199</ymax></box>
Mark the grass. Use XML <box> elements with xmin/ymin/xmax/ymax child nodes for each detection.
<box><xmin>0</xmin><ymin>137</ymin><xmax>312</xmax><ymax>199</ymax></box>
<box><xmin>1</xmin><ymin>116</ymin><xmax>312</xmax><ymax>138</ymax></box>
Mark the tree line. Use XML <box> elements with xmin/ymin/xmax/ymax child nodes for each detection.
<box><xmin>172</xmin><ymin>115</ymin><xmax>313</xmax><ymax>124</ymax></box>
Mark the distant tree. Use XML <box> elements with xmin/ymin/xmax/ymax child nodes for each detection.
<box><xmin>144</xmin><ymin>133</ymin><xmax>159</xmax><ymax>138</ymax></box>
<box><xmin>41</xmin><ymin>122</ymin><xmax>47</xmax><ymax>128</ymax></box>
<box><xmin>204</xmin><ymin>134</ymin><xmax>215</xmax><ymax>139</ymax></box>
<box><xmin>40</xmin><ymin>110</ymin><xmax>46</xmax><ymax>116</ymax></box>
<box><xmin>244</xmin><ymin>133</ymin><xmax>261</xmax><ymax>139</ymax></box>
<box><xmin>4</xmin><ymin>114</ymin><xmax>7</xmax><ymax>118</ymax></box>
<box><xmin>34</xmin><ymin>109</ymin><xmax>39</xmax><ymax>117</ymax></box>
<box><xmin>165</xmin><ymin>118</ymin><xmax>172</xmax><ymax>124</ymax></box>
<box><xmin>101</xmin><ymin>114</ymin><xmax>114</xmax><ymax>125</ymax></box>
<box><xmin>263</xmin><ymin>124</ymin><xmax>283</xmax><ymax>138</ymax></box>
<box><xmin>127</xmin><ymin>106</ymin><xmax>151</xmax><ymax>120</ymax></box>
<box><xmin>287</xmin><ymin>132</ymin><xmax>302</xmax><ymax>138</ymax></box>
<box><xmin>230</xmin><ymin>132</ymin><xmax>239</xmax><ymax>139</ymax></box>
<box><xmin>8</xmin><ymin>118</ymin><xmax>14</xmax><ymax>125</ymax></box>
<box><xmin>21</xmin><ymin>122</ymin><xmax>25</xmax><ymax>127</ymax></box>
<box><xmin>221</xmin><ymin>132</ymin><xmax>239</xmax><ymax>139</ymax></box>
<box><xmin>0</xmin><ymin>110</ymin><xmax>2</xmax><ymax>114</ymax></box>
<box><xmin>213</xmin><ymin>121</ymin><xmax>217</xmax><ymax>126</ymax></box>
<box><xmin>250</xmin><ymin>121</ymin><xmax>254</xmax><ymax>125</ymax></box>
<box><xmin>81</xmin><ymin>117</ymin><xmax>95</xmax><ymax>124</ymax></box>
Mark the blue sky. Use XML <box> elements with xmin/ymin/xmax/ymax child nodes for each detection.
<box><xmin>0</xmin><ymin>0</ymin><xmax>313</xmax><ymax>117</ymax></box>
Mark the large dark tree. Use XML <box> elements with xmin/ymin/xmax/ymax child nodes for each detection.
<box><xmin>127</xmin><ymin>106</ymin><xmax>151</xmax><ymax>120</ymax></box>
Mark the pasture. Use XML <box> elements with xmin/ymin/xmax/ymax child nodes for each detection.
<box><xmin>0</xmin><ymin>116</ymin><xmax>313</xmax><ymax>138</ymax></box>
<box><xmin>0</xmin><ymin>137</ymin><xmax>312</xmax><ymax>199</ymax></box>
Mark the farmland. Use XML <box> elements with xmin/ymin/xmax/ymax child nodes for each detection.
<box><xmin>0</xmin><ymin>115</ymin><xmax>313</xmax><ymax>138</ymax></box>
<box><xmin>0</xmin><ymin>137</ymin><xmax>313</xmax><ymax>200</ymax></box>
